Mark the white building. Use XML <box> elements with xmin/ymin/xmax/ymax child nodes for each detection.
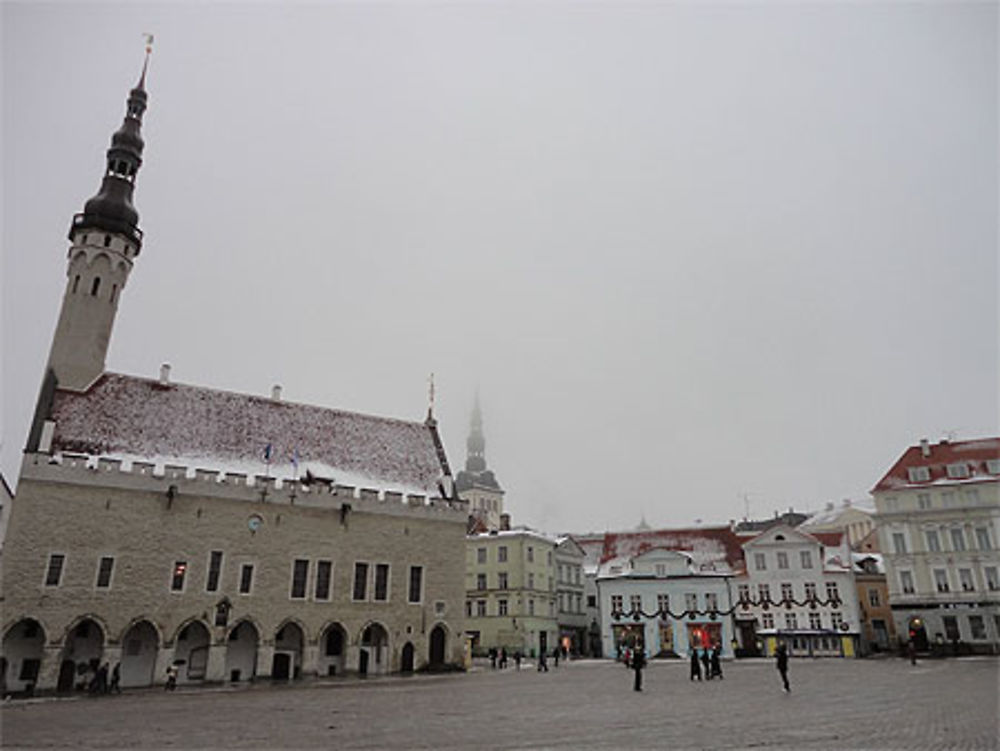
<box><xmin>554</xmin><ymin>537</ymin><xmax>588</xmax><ymax>655</ymax></box>
<box><xmin>871</xmin><ymin>437</ymin><xmax>1000</xmax><ymax>654</ymax></box>
<box><xmin>740</xmin><ymin>525</ymin><xmax>861</xmax><ymax>657</ymax></box>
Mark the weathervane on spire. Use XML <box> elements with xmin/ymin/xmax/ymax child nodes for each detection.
<box><xmin>138</xmin><ymin>33</ymin><xmax>154</xmax><ymax>88</ymax></box>
<box><xmin>427</xmin><ymin>372</ymin><xmax>436</xmax><ymax>419</ymax></box>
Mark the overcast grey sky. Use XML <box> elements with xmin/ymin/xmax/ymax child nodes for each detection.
<box><xmin>2</xmin><ymin>2</ymin><xmax>997</xmax><ymax>533</ymax></box>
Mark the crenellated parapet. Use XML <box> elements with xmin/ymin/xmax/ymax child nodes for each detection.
<box><xmin>20</xmin><ymin>451</ymin><xmax>468</xmax><ymax>521</ymax></box>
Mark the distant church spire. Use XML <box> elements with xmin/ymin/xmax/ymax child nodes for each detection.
<box><xmin>46</xmin><ymin>45</ymin><xmax>152</xmax><ymax>391</ymax></box>
<box><xmin>465</xmin><ymin>392</ymin><xmax>487</xmax><ymax>473</ymax></box>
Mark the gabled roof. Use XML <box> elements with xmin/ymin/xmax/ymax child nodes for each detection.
<box><xmin>743</xmin><ymin>524</ymin><xmax>844</xmax><ymax>550</ymax></box>
<box><xmin>872</xmin><ymin>437</ymin><xmax>1000</xmax><ymax>492</ymax></box>
<box><xmin>48</xmin><ymin>373</ymin><xmax>451</xmax><ymax>496</ymax></box>
<box><xmin>599</xmin><ymin>526</ymin><xmax>746</xmax><ymax>572</ymax></box>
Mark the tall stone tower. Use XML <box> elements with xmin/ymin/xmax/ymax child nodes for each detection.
<box><xmin>455</xmin><ymin>394</ymin><xmax>505</xmax><ymax>529</ymax></box>
<box><xmin>46</xmin><ymin>53</ymin><xmax>151</xmax><ymax>391</ymax></box>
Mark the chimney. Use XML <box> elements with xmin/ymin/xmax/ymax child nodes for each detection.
<box><xmin>920</xmin><ymin>438</ymin><xmax>931</xmax><ymax>458</ymax></box>
<box><xmin>159</xmin><ymin>363</ymin><xmax>171</xmax><ymax>385</ymax></box>
<box><xmin>271</xmin><ymin>384</ymin><xmax>282</xmax><ymax>401</ymax></box>
<box><xmin>499</xmin><ymin>513</ymin><xmax>511</xmax><ymax>531</ymax></box>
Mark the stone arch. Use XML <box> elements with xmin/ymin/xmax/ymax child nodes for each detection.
<box><xmin>400</xmin><ymin>642</ymin><xmax>415</xmax><ymax>673</ymax></box>
<box><xmin>116</xmin><ymin>616</ymin><xmax>164</xmax><ymax>646</ymax></box>
<box><xmin>169</xmin><ymin>616</ymin><xmax>212</xmax><ymax>645</ymax></box>
<box><xmin>90</xmin><ymin>251</ymin><xmax>113</xmax><ymax>269</ymax></box>
<box><xmin>57</xmin><ymin>616</ymin><xmax>107</xmax><ymax>692</ymax></box>
<box><xmin>224</xmin><ymin>619</ymin><xmax>259</xmax><ymax>683</ymax></box>
<box><xmin>358</xmin><ymin>621</ymin><xmax>389</xmax><ymax>676</ymax></box>
<box><xmin>173</xmin><ymin>619</ymin><xmax>211</xmax><ymax>684</ymax></box>
<box><xmin>2</xmin><ymin>618</ymin><xmax>46</xmax><ymax>694</ymax></box>
<box><xmin>119</xmin><ymin>619</ymin><xmax>159</xmax><ymax>688</ymax></box>
<box><xmin>318</xmin><ymin>621</ymin><xmax>348</xmax><ymax>677</ymax></box>
<box><xmin>272</xmin><ymin>619</ymin><xmax>305</xmax><ymax>681</ymax></box>
<box><xmin>429</xmin><ymin>623</ymin><xmax>448</xmax><ymax>667</ymax></box>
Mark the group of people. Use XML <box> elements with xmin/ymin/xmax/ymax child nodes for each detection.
<box><xmin>488</xmin><ymin>645</ymin><xmax>569</xmax><ymax>672</ymax></box>
<box><xmin>85</xmin><ymin>661</ymin><xmax>121</xmax><ymax>695</ymax></box>
<box><xmin>688</xmin><ymin>645</ymin><xmax>724</xmax><ymax>681</ymax></box>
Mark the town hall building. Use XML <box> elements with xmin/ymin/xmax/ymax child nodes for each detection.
<box><xmin>1</xmin><ymin>52</ymin><xmax>468</xmax><ymax>694</ymax></box>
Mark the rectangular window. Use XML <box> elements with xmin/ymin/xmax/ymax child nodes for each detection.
<box><xmin>969</xmin><ymin>615</ymin><xmax>986</xmax><ymax>640</ymax></box>
<box><xmin>976</xmin><ymin>527</ymin><xmax>992</xmax><ymax>551</ymax></box>
<box><xmin>777</xmin><ymin>552</ymin><xmax>789</xmax><ymax>569</ymax></box>
<box><xmin>830</xmin><ymin>611</ymin><xmax>843</xmax><ymax>629</ymax></box>
<box><xmin>785</xmin><ymin>613</ymin><xmax>797</xmax><ymax>630</ymax></box>
<box><xmin>800</xmin><ymin>551</ymin><xmax>813</xmax><ymax>569</ymax></box>
<box><xmin>892</xmin><ymin>533</ymin><xmax>907</xmax><ymax>554</ymax></box>
<box><xmin>655</xmin><ymin>563</ymin><xmax>666</xmax><ymax>577</ymax></box>
<box><xmin>171</xmin><ymin>560</ymin><xmax>187</xmax><ymax>592</ymax></box>
<box><xmin>868</xmin><ymin>588</ymin><xmax>881</xmax><ymax>607</ymax></box>
<box><xmin>611</xmin><ymin>594</ymin><xmax>623</xmax><ymax>614</ymax></box>
<box><xmin>45</xmin><ymin>553</ymin><xmax>65</xmax><ymax>587</ymax></box>
<box><xmin>477</xmin><ymin>573</ymin><xmax>488</xmax><ymax>591</ymax></box>
<box><xmin>527</xmin><ymin>546</ymin><xmax>534</xmax><ymax>563</ymax></box>
<box><xmin>465</xmin><ymin>600</ymin><xmax>472</xmax><ymax>618</ymax></box>
<box><xmin>528</xmin><ymin>599</ymin><xmax>535</xmax><ymax>615</ymax></box>
<box><xmin>900</xmin><ymin>570</ymin><xmax>915</xmax><ymax>594</ymax></box>
<box><xmin>477</xmin><ymin>547</ymin><xmax>486</xmax><ymax>564</ymax></box>
<box><xmin>498</xmin><ymin>599</ymin><xmax>508</xmax><ymax>616</ymax></box>
<box><xmin>374</xmin><ymin>563</ymin><xmax>389</xmax><ymax>601</ymax></box>
<box><xmin>96</xmin><ymin>556</ymin><xmax>114</xmax><ymax>589</ymax></box>
<box><xmin>528</xmin><ymin>573</ymin><xmax>534</xmax><ymax>590</ymax></box>
<box><xmin>758</xmin><ymin>583</ymin><xmax>771</xmax><ymax>602</ymax></box>
<box><xmin>943</xmin><ymin>615</ymin><xmax>960</xmax><ymax>641</ymax></box>
<box><xmin>762</xmin><ymin>613</ymin><xmax>774</xmax><ymax>630</ymax></box>
<box><xmin>917</xmin><ymin>493</ymin><xmax>931</xmax><ymax>510</ymax></box>
<box><xmin>239</xmin><ymin>564</ymin><xmax>254</xmax><ymax>594</ymax></box>
<box><xmin>934</xmin><ymin>569</ymin><xmax>950</xmax><ymax>593</ymax></box>
<box><xmin>963</xmin><ymin>488</ymin><xmax>980</xmax><ymax>505</ymax></box>
<box><xmin>476</xmin><ymin>599</ymin><xmax>487</xmax><ymax>617</ymax></box>
<box><xmin>737</xmin><ymin>585</ymin><xmax>750</xmax><ymax>603</ymax></box>
<box><xmin>946</xmin><ymin>463</ymin><xmax>970</xmax><ymax>479</ymax></box>
<box><xmin>315</xmin><ymin>560</ymin><xmax>332</xmax><ymax>601</ymax></box>
<box><xmin>804</xmin><ymin>582</ymin><xmax>817</xmax><ymax>600</ymax></box>
<box><xmin>353</xmin><ymin>562</ymin><xmax>369</xmax><ymax>601</ymax></box>
<box><xmin>950</xmin><ymin>529</ymin><xmax>966</xmax><ymax>552</ymax></box>
<box><xmin>206</xmin><ymin>551</ymin><xmax>223</xmax><ymax>592</ymax></box>
<box><xmin>754</xmin><ymin>552</ymin><xmax>766</xmax><ymax>571</ymax></box>
<box><xmin>809</xmin><ymin>612</ymin><xmax>822</xmax><ymax>629</ymax></box>
<box><xmin>498</xmin><ymin>546</ymin><xmax>507</xmax><ymax>563</ymax></box>
<box><xmin>587</xmin><ymin>594</ymin><xmax>597</xmax><ymax>608</ymax></box>
<box><xmin>781</xmin><ymin>583</ymin><xmax>793</xmax><ymax>602</ymax></box>
<box><xmin>408</xmin><ymin>566</ymin><xmax>423</xmax><ymax>603</ymax></box>
<box><xmin>985</xmin><ymin>566</ymin><xmax>999</xmax><ymax>591</ymax></box>
<box><xmin>685</xmin><ymin>593</ymin><xmax>698</xmax><ymax>611</ymax></box>
<box><xmin>959</xmin><ymin>568</ymin><xmax>975</xmax><ymax>592</ymax></box>
<box><xmin>825</xmin><ymin>582</ymin><xmax>840</xmax><ymax>602</ymax></box>
<box><xmin>908</xmin><ymin>466</ymin><xmax>930</xmax><ymax>483</ymax></box>
<box><xmin>657</xmin><ymin>593</ymin><xmax>670</xmax><ymax>613</ymax></box>
<box><xmin>291</xmin><ymin>559</ymin><xmax>309</xmax><ymax>599</ymax></box>
<box><xmin>705</xmin><ymin>593</ymin><xmax>718</xmax><ymax>611</ymax></box>
<box><xmin>630</xmin><ymin>594</ymin><xmax>642</xmax><ymax>613</ymax></box>
<box><xmin>498</xmin><ymin>572</ymin><xmax>508</xmax><ymax>590</ymax></box>
<box><xmin>926</xmin><ymin>530</ymin><xmax>941</xmax><ymax>552</ymax></box>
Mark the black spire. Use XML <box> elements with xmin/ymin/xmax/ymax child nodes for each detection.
<box><xmin>69</xmin><ymin>48</ymin><xmax>150</xmax><ymax>250</ymax></box>
<box><xmin>455</xmin><ymin>394</ymin><xmax>502</xmax><ymax>492</ymax></box>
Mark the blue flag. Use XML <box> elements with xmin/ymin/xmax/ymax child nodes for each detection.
<box><xmin>263</xmin><ymin>443</ymin><xmax>272</xmax><ymax>462</ymax></box>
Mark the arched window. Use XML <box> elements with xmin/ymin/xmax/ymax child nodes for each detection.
<box><xmin>104</xmin><ymin>235</ymin><xmax>112</xmax><ymax>248</ymax></box>
<box><xmin>91</xmin><ymin>277</ymin><xmax>101</xmax><ymax>296</ymax></box>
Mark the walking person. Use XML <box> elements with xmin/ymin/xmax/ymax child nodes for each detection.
<box><xmin>514</xmin><ymin>651</ymin><xmax>522</xmax><ymax>670</ymax></box>
<box><xmin>165</xmin><ymin>663</ymin><xmax>178</xmax><ymax>691</ymax></box>
<box><xmin>689</xmin><ymin>649</ymin><xmax>702</xmax><ymax>681</ymax></box>
<box><xmin>500</xmin><ymin>648</ymin><xmax>508</xmax><ymax>669</ymax></box>
<box><xmin>907</xmin><ymin>639</ymin><xmax>917</xmax><ymax>666</ymax></box>
<box><xmin>537</xmin><ymin>650</ymin><xmax>548</xmax><ymax>672</ymax></box>
<box><xmin>109</xmin><ymin>663</ymin><xmax>121</xmax><ymax>694</ymax></box>
<box><xmin>553</xmin><ymin>648</ymin><xmax>560</xmax><ymax>668</ymax></box>
<box><xmin>631</xmin><ymin>648</ymin><xmax>646</xmax><ymax>692</ymax></box>
<box><xmin>775</xmin><ymin>642</ymin><xmax>790</xmax><ymax>692</ymax></box>
<box><xmin>701</xmin><ymin>648</ymin><xmax>711</xmax><ymax>680</ymax></box>
<box><xmin>710</xmin><ymin>646</ymin><xmax>723</xmax><ymax>679</ymax></box>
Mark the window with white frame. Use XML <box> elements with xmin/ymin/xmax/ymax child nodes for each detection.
<box><xmin>758</xmin><ymin>583</ymin><xmax>771</xmax><ymax>602</ymax></box>
<box><xmin>969</xmin><ymin>615</ymin><xmax>986</xmax><ymax>640</ymax></box>
<box><xmin>926</xmin><ymin>530</ymin><xmax>941</xmax><ymax>552</ymax></box>
<box><xmin>611</xmin><ymin>594</ymin><xmax>623</xmax><ymax>614</ymax></box>
<box><xmin>934</xmin><ymin>568</ymin><xmax>950</xmax><ymax>593</ymax></box>
<box><xmin>986</xmin><ymin>458</ymin><xmax>1000</xmax><ymax>475</ymax></box>
<box><xmin>781</xmin><ymin>583</ymin><xmax>793</xmax><ymax>602</ymax></box>
<box><xmin>737</xmin><ymin>584</ymin><xmax>750</xmax><ymax>603</ymax></box>
<box><xmin>900</xmin><ymin>570</ymin><xmax>915</xmax><ymax>594</ymax></box>
<box><xmin>946</xmin><ymin>463</ymin><xmax>970</xmax><ymax>479</ymax></box>
<box><xmin>239</xmin><ymin>563</ymin><xmax>254</xmax><ymax>594</ymax></box>
<box><xmin>498</xmin><ymin>572</ymin><xmax>508</xmax><ymax>590</ymax></box>
<box><xmin>950</xmin><ymin>529</ymin><xmax>966</xmax><ymax>552</ymax></box>
<box><xmin>477</xmin><ymin>547</ymin><xmax>486</xmax><ymax>564</ymax></box>
<box><xmin>917</xmin><ymin>493</ymin><xmax>932</xmax><ymax>510</ymax></box>
<box><xmin>171</xmin><ymin>560</ymin><xmax>187</xmax><ymax>592</ymax></box>
<box><xmin>809</xmin><ymin>612</ymin><xmax>822</xmax><ymax>629</ymax></box>
<box><xmin>976</xmin><ymin>527</ymin><xmax>992</xmax><ymax>550</ymax></box>
<box><xmin>630</xmin><ymin>594</ymin><xmax>642</xmax><ymax>613</ymax></box>
<box><xmin>705</xmin><ymin>593</ymin><xmax>718</xmax><ymax>611</ymax></box>
<box><xmin>353</xmin><ymin>562</ymin><xmax>369</xmax><ymax>600</ymax></box>
<box><xmin>892</xmin><ymin>533</ymin><xmax>907</xmax><ymax>554</ymax></box>
<box><xmin>800</xmin><ymin>551</ymin><xmax>813</xmax><ymax>569</ymax></box>
<box><xmin>784</xmin><ymin>613</ymin><xmax>797</xmax><ymax>630</ymax></box>
<box><xmin>777</xmin><ymin>552</ymin><xmax>789</xmax><ymax>570</ymax></box>
<box><xmin>754</xmin><ymin>552</ymin><xmax>767</xmax><ymax>571</ymax></box>
<box><xmin>408</xmin><ymin>566</ymin><xmax>423</xmax><ymax>603</ymax></box>
<box><xmin>498</xmin><ymin>546</ymin><xmax>508</xmax><ymax>563</ymax></box>
<box><xmin>804</xmin><ymin>582</ymin><xmax>817</xmax><ymax>601</ymax></box>
<box><xmin>868</xmin><ymin>588</ymin><xmax>880</xmax><ymax>607</ymax></box>
<box><xmin>477</xmin><ymin>573</ymin><xmax>487</xmax><ymax>591</ymax></box>
<box><xmin>825</xmin><ymin>582</ymin><xmax>840</xmax><ymax>602</ymax></box>
<box><xmin>476</xmin><ymin>600</ymin><xmax>487</xmax><ymax>617</ymax></box>
<box><xmin>985</xmin><ymin>566</ymin><xmax>999</xmax><ymax>591</ymax></box>
<box><xmin>907</xmin><ymin>466</ymin><xmax>931</xmax><ymax>483</ymax></box>
<box><xmin>655</xmin><ymin>563</ymin><xmax>666</xmax><ymax>577</ymax></box>
<box><xmin>762</xmin><ymin>612</ymin><xmax>774</xmax><ymax>629</ymax></box>
<box><xmin>498</xmin><ymin>599</ymin><xmax>508</xmax><ymax>616</ymax></box>
<box><xmin>685</xmin><ymin>593</ymin><xmax>698</xmax><ymax>612</ymax></box>
<box><xmin>657</xmin><ymin>593</ymin><xmax>670</xmax><ymax>614</ymax></box>
<box><xmin>830</xmin><ymin>611</ymin><xmax>843</xmax><ymax>629</ymax></box>
<box><xmin>959</xmin><ymin>568</ymin><xmax>975</xmax><ymax>592</ymax></box>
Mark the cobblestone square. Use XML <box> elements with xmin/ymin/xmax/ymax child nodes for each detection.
<box><xmin>3</xmin><ymin>657</ymin><xmax>997</xmax><ymax>750</ymax></box>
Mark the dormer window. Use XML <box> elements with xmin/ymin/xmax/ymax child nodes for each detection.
<box><xmin>986</xmin><ymin>459</ymin><xmax>1000</xmax><ymax>475</ymax></box>
<box><xmin>946</xmin><ymin>463</ymin><xmax>970</xmax><ymax>480</ymax></box>
<box><xmin>907</xmin><ymin>466</ymin><xmax>931</xmax><ymax>483</ymax></box>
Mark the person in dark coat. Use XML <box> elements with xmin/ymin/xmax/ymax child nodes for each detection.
<box><xmin>689</xmin><ymin>649</ymin><xmax>702</xmax><ymax>681</ymax></box>
<box><xmin>775</xmin><ymin>642</ymin><xmax>790</xmax><ymax>692</ymax></box>
<box><xmin>109</xmin><ymin>663</ymin><xmax>121</xmax><ymax>694</ymax></box>
<box><xmin>553</xmin><ymin>647</ymin><xmax>560</xmax><ymax>668</ymax></box>
<box><xmin>701</xmin><ymin>648</ymin><xmax>712</xmax><ymax>680</ymax></box>
<box><xmin>514</xmin><ymin>651</ymin><xmax>521</xmax><ymax>670</ymax></box>
<box><xmin>631</xmin><ymin>649</ymin><xmax>646</xmax><ymax>691</ymax></box>
<box><xmin>500</xmin><ymin>648</ymin><xmax>508</xmax><ymax>669</ymax></box>
<box><xmin>710</xmin><ymin>646</ymin><xmax>723</xmax><ymax>679</ymax></box>
<box><xmin>489</xmin><ymin>648</ymin><xmax>497</xmax><ymax>669</ymax></box>
<box><xmin>537</xmin><ymin>650</ymin><xmax>548</xmax><ymax>672</ymax></box>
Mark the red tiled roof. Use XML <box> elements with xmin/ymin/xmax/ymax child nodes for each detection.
<box><xmin>809</xmin><ymin>531</ymin><xmax>845</xmax><ymax>548</ymax></box>
<box><xmin>49</xmin><ymin>373</ymin><xmax>450</xmax><ymax>494</ymax></box>
<box><xmin>871</xmin><ymin>438</ymin><xmax>1000</xmax><ymax>493</ymax></box>
<box><xmin>599</xmin><ymin>526</ymin><xmax>746</xmax><ymax>571</ymax></box>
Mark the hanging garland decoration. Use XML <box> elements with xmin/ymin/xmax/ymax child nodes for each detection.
<box><xmin>609</xmin><ymin>593</ymin><xmax>844</xmax><ymax>623</ymax></box>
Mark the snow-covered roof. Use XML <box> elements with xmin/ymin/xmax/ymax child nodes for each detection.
<box><xmin>801</xmin><ymin>498</ymin><xmax>875</xmax><ymax>527</ymax></box>
<box><xmin>48</xmin><ymin>373</ymin><xmax>451</xmax><ymax>496</ymax></box>
<box><xmin>852</xmin><ymin>552</ymin><xmax>885</xmax><ymax>574</ymax></box>
<box><xmin>600</xmin><ymin>527</ymin><xmax>746</xmax><ymax>573</ymax></box>
<box><xmin>872</xmin><ymin>437</ymin><xmax>1000</xmax><ymax>492</ymax></box>
<box><xmin>467</xmin><ymin>527</ymin><xmax>558</xmax><ymax>544</ymax></box>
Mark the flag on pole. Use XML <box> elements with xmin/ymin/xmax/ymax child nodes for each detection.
<box><xmin>263</xmin><ymin>443</ymin><xmax>272</xmax><ymax>462</ymax></box>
